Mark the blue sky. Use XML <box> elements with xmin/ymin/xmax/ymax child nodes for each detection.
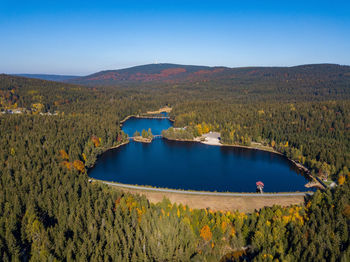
<box><xmin>1</xmin><ymin>0</ymin><xmax>350</xmax><ymax>75</ymax></box>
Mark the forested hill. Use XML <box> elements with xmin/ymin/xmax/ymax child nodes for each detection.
<box><xmin>13</xmin><ymin>74</ymin><xmax>80</xmax><ymax>81</ymax></box>
<box><xmin>67</xmin><ymin>63</ymin><xmax>220</xmax><ymax>84</ymax></box>
<box><xmin>67</xmin><ymin>63</ymin><xmax>350</xmax><ymax>89</ymax></box>
<box><xmin>0</xmin><ymin>74</ymin><xmax>95</xmax><ymax>113</ymax></box>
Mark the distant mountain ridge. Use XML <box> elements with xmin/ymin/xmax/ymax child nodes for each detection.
<box><xmin>12</xmin><ymin>63</ymin><xmax>350</xmax><ymax>88</ymax></box>
<box><xmin>13</xmin><ymin>74</ymin><xmax>80</xmax><ymax>82</ymax></box>
<box><xmin>66</xmin><ymin>63</ymin><xmax>350</xmax><ymax>86</ymax></box>
<box><xmin>3</xmin><ymin>62</ymin><xmax>350</xmax><ymax>103</ymax></box>
<box><xmin>67</xmin><ymin>63</ymin><xmax>227</xmax><ymax>85</ymax></box>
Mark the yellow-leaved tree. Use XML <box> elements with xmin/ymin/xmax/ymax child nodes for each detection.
<box><xmin>271</xmin><ymin>140</ymin><xmax>276</xmax><ymax>148</ymax></box>
<box><xmin>338</xmin><ymin>175</ymin><xmax>346</xmax><ymax>185</ymax></box>
<box><xmin>73</xmin><ymin>160</ymin><xmax>85</xmax><ymax>173</ymax></box>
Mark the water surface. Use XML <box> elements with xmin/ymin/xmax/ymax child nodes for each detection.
<box><xmin>90</xmin><ymin>118</ymin><xmax>309</xmax><ymax>192</ymax></box>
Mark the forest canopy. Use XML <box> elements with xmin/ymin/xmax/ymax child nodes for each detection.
<box><xmin>0</xmin><ymin>67</ymin><xmax>349</xmax><ymax>261</ymax></box>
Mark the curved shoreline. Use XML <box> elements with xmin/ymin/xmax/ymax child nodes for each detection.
<box><xmin>97</xmin><ymin>180</ymin><xmax>313</xmax><ymax>196</ymax></box>
<box><xmin>163</xmin><ymin>136</ymin><xmax>314</xmax><ymax>181</ymax></box>
<box><xmin>96</xmin><ymin>135</ymin><xmax>320</xmax><ymax>192</ymax></box>
<box><xmin>90</xmin><ymin>137</ymin><xmax>316</xmax><ymax>195</ymax></box>
<box><xmin>86</xmin><ymin>140</ymin><xmax>130</xmax><ymax>172</ymax></box>
<box><xmin>104</xmin><ymin>140</ymin><xmax>129</xmax><ymax>152</ymax></box>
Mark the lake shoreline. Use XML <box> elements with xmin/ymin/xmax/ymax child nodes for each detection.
<box><xmin>86</xmin><ymin>140</ymin><xmax>130</xmax><ymax>172</ymax></box>
<box><xmin>163</xmin><ymin>137</ymin><xmax>195</xmax><ymax>142</ymax></box>
<box><xmin>92</xmin><ymin>135</ymin><xmax>318</xmax><ymax>192</ymax></box>
<box><xmin>89</xmin><ymin>109</ymin><xmax>319</xmax><ymax>199</ymax></box>
<box><xmin>97</xmin><ymin>179</ymin><xmax>314</xmax><ymax>195</ymax></box>
<box><xmin>164</xmin><ymin>135</ymin><xmax>283</xmax><ymax>155</ymax></box>
<box><xmin>120</xmin><ymin>113</ymin><xmax>174</xmax><ymax>125</ymax></box>
<box><xmin>163</xmin><ymin>135</ymin><xmax>315</xmax><ymax>182</ymax></box>
<box><xmin>133</xmin><ymin>136</ymin><xmax>152</xmax><ymax>143</ymax></box>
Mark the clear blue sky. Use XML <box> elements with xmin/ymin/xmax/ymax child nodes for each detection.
<box><xmin>1</xmin><ymin>0</ymin><xmax>350</xmax><ymax>75</ymax></box>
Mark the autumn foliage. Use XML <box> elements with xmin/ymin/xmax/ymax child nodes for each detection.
<box><xmin>61</xmin><ymin>161</ymin><xmax>73</xmax><ymax>170</ymax></box>
<box><xmin>338</xmin><ymin>175</ymin><xmax>346</xmax><ymax>185</ymax></box>
<box><xmin>343</xmin><ymin>204</ymin><xmax>350</xmax><ymax>219</ymax></box>
<box><xmin>91</xmin><ymin>136</ymin><xmax>101</xmax><ymax>147</ymax></box>
<box><xmin>200</xmin><ymin>225</ymin><xmax>212</xmax><ymax>241</ymax></box>
<box><xmin>61</xmin><ymin>155</ymin><xmax>85</xmax><ymax>173</ymax></box>
<box><xmin>59</xmin><ymin>150</ymin><xmax>69</xmax><ymax>160</ymax></box>
<box><xmin>73</xmin><ymin>160</ymin><xmax>85</xmax><ymax>173</ymax></box>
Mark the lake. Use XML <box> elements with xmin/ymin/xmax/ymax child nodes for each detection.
<box><xmin>89</xmin><ymin>117</ymin><xmax>310</xmax><ymax>192</ymax></box>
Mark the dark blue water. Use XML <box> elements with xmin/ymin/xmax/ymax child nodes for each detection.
<box><xmin>90</xmin><ymin>118</ymin><xmax>309</xmax><ymax>192</ymax></box>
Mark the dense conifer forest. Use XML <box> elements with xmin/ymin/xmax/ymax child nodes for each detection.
<box><xmin>0</xmin><ymin>64</ymin><xmax>349</xmax><ymax>261</ymax></box>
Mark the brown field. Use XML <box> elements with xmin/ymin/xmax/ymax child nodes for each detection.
<box><xmin>107</xmin><ymin>185</ymin><xmax>306</xmax><ymax>213</ymax></box>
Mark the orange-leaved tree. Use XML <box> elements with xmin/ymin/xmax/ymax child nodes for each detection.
<box><xmin>91</xmin><ymin>136</ymin><xmax>101</xmax><ymax>147</ymax></box>
<box><xmin>200</xmin><ymin>225</ymin><xmax>212</xmax><ymax>241</ymax></box>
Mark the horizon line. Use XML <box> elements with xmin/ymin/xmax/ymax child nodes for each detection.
<box><xmin>4</xmin><ymin>62</ymin><xmax>350</xmax><ymax>76</ymax></box>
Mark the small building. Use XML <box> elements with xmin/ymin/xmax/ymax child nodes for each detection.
<box><xmin>13</xmin><ymin>109</ymin><xmax>23</xmax><ymax>114</ymax></box>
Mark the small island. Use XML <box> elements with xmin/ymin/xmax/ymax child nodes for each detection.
<box><xmin>132</xmin><ymin>128</ymin><xmax>153</xmax><ymax>143</ymax></box>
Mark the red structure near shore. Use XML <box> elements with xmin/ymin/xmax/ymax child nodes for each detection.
<box><xmin>256</xmin><ymin>181</ymin><xmax>264</xmax><ymax>193</ymax></box>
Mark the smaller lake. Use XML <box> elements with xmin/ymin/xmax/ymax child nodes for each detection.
<box><xmin>89</xmin><ymin>118</ymin><xmax>310</xmax><ymax>193</ymax></box>
<box><xmin>122</xmin><ymin>117</ymin><xmax>172</xmax><ymax>137</ymax></box>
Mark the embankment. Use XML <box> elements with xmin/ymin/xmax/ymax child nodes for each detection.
<box><xmin>100</xmin><ymin>181</ymin><xmax>310</xmax><ymax>213</ymax></box>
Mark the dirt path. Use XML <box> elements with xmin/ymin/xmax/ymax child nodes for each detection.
<box><xmin>101</xmin><ymin>181</ymin><xmax>310</xmax><ymax>213</ymax></box>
